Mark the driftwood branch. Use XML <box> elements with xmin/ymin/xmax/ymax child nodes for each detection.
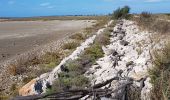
<box><xmin>12</xmin><ymin>77</ymin><xmax>133</xmax><ymax>100</ymax></box>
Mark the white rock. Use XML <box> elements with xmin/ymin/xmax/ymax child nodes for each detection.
<box><xmin>141</xmin><ymin>78</ymin><xmax>152</xmax><ymax>100</ymax></box>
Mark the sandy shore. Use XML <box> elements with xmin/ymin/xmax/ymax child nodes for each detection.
<box><xmin>0</xmin><ymin>20</ymin><xmax>95</xmax><ymax>62</ymax></box>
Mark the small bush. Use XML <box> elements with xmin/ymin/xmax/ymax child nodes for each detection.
<box><xmin>140</xmin><ymin>12</ymin><xmax>152</xmax><ymax>19</ymax></box>
<box><xmin>84</xmin><ymin>44</ymin><xmax>104</xmax><ymax>61</ymax></box>
<box><xmin>58</xmin><ymin>73</ymin><xmax>89</xmax><ymax>90</ymax></box>
<box><xmin>66</xmin><ymin>61</ymin><xmax>84</xmax><ymax>74</ymax></box>
<box><xmin>52</xmin><ymin>60</ymin><xmax>89</xmax><ymax>91</ymax></box>
<box><xmin>149</xmin><ymin>42</ymin><xmax>170</xmax><ymax>100</ymax></box>
<box><xmin>112</xmin><ymin>6</ymin><xmax>131</xmax><ymax>20</ymax></box>
<box><xmin>62</xmin><ymin>41</ymin><xmax>80</xmax><ymax>50</ymax></box>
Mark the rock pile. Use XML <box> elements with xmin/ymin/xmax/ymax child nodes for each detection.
<box><xmin>85</xmin><ymin>20</ymin><xmax>154</xmax><ymax>99</ymax></box>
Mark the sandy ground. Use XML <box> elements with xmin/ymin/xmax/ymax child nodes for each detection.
<box><xmin>0</xmin><ymin>20</ymin><xmax>95</xmax><ymax>62</ymax></box>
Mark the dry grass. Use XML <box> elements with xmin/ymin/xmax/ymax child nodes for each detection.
<box><xmin>69</xmin><ymin>33</ymin><xmax>85</xmax><ymax>40</ymax></box>
<box><xmin>8</xmin><ymin>64</ymin><xmax>26</xmax><ymax>76</ymax></box>
<box><xmin>95</xmin><ymin>29</ymin><xmax>111</xmax><ymax>46</ymax></box>
<box><xmin>149</xmin><ymin>42</ymin><xmax>170</xmax><ymax>100</ymax></box>
<box><xmin>135</xmin><ymin>12</ymin><xmax>170</xmax><ymax>35</ymax></box>
<box><xmin>62</xmin><ymin>41</ymin><xmax>80</xmax><ymax>50</ymax></box>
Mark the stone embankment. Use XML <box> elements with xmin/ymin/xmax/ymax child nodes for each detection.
<box><xmin>85</xmin><ymin>20</ymin><xmax>159</xmax><ymax>99</ymax></box>
<box><xmin>19</xmin><ymin>20</ymin><xmax>162</xmax><ymax>100</ymax></box>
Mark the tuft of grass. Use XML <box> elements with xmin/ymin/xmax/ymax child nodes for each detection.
<box><xmin>69</xmin><ymin>33</ymin><xmax>85</xmax><ymax>40</ymax></box>
<box><xmin>149</xmin><ymin>42</ymin><xmax>170</xmax><ymax>100</ymax></box>
<box><xmin>62</xmin><ymin>41</ymin><xmax>80</xmax><ymax>50</ymax></box>
<box><xmin>136</xmin><ymin>47</ymin><xmax>143</xmax><ymax>55</ymax></box>
<box><xmin>10</xmin><ymin>83</ymin><xmax>19</xmax><ymax>96</ymax></box>
<box><xmin>8</xmin><ymin>64</ymin><xmax>26</xmax><ymax>76</ymax></box>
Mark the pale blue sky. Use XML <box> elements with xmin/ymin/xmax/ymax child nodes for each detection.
<box><xmin>0</xmin><ymin>0</ymin><xmax>170</xmax><ymax>17</ymax></box>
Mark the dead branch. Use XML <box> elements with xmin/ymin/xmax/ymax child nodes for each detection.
<box><xmin>12</xmin><ymin>77</ymin><xmax>133</xmax><ymax>100</ymax></box>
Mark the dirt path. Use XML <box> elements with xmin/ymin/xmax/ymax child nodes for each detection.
<box><xmin>0</xmin><ymin>20</ymin><xmax>95</xmax><ymax>62</ymax></box>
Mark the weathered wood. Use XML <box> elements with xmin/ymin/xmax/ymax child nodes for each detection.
<box><xmin>12</xmin><ymin>77</ymin><xmax>133</xmax><ymax>100</ymax></box>
<box><xmin>92</xmin><ymin>77</ymin><xmax>119</xmax><ymax>89</ymax></box>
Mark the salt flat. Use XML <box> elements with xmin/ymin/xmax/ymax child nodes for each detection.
<box><xmin>0</xmin><ymin>20</ymin><xmax>95</xmax><ymax>62</ymax></box>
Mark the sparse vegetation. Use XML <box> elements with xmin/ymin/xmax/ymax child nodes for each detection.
<box><xmin>51</xmin><ymin>23</ymin><xmax>113</xmax><ymax>93</ymax></box>
<box><xmin>149</xmin><ymin>42</ymin><xmax>170</xmax><ymax>100</ymax></box>
<box><xmin>135</xmin><ymin>11</ymin><xmax>170</xmax><ymax>34</ymax></box>
<box><xmin>51</xmin><ymin>60</ymin><xmax>89</xmax><ymax>92</ymax></box>
<box><xmin>51</xmin><ymin>43</ymin><xmax>104</xmax><ymax>92</ymax></box>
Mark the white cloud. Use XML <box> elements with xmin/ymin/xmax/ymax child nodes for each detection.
<box><xmin>145</xmin><ymin>0</ymin><xmax>163</xmax><ymax>2</ymax></box>
<box><xmin>8</xmin><ymin>1</ymin><xmax>15</xmax><ymax>5</ymax></box>
<box><xmin>103</xmin><ymin>0</ymin><xmax>114</xmax><ymax>1</ymax></box>
<box><xmin>40</xmin><ymin>2</ymin><xmax>50</xmax><ymax>6</ymax></box>
<box><xmin>102</xmin><ymin>0</ymin><xmax>166</xmax><ymax>2</ymax></box>
<box><xmin>40</xmin><ymin>2</ymin><xmax>55</xmax><ymax>9</ymax></box>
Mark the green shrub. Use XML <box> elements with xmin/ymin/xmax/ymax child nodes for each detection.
<box><xmin>84</xmin><ymin>44</ymin><xmax>104</xmax><ymax>61</ymax></box>
<box><xmin>149</xmin><ymin>42</ymin><xmax>170</xmax><ymax>100</ymax></box>
<box><xmin>58</xmin><ymin>73</ymin><xmax>89</xmax><ymax>89</ymax></box>
<box><xmin>62</xmin><ymin>41</ymin><xmax>80</xmax><ymax>50</ymax></box>
<box><xmin>66</xmin><ymin>61</ymin><xmax>84</xmax><ymax>74</ymax></box>
<box><xmin>112</xmin><ymin>6</ymin><xmax>131</xmax><ymax>20</ymax></box>
<box><xmin>51</xmin><ymin>59</ymin><xmax>89</xmax><ymax>91</ymax></box>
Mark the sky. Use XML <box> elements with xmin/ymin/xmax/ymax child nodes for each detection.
<box><xmin>0</xmin><ymin>0</ymin><xmax>170</xmax><ymax>17</ymax></box>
